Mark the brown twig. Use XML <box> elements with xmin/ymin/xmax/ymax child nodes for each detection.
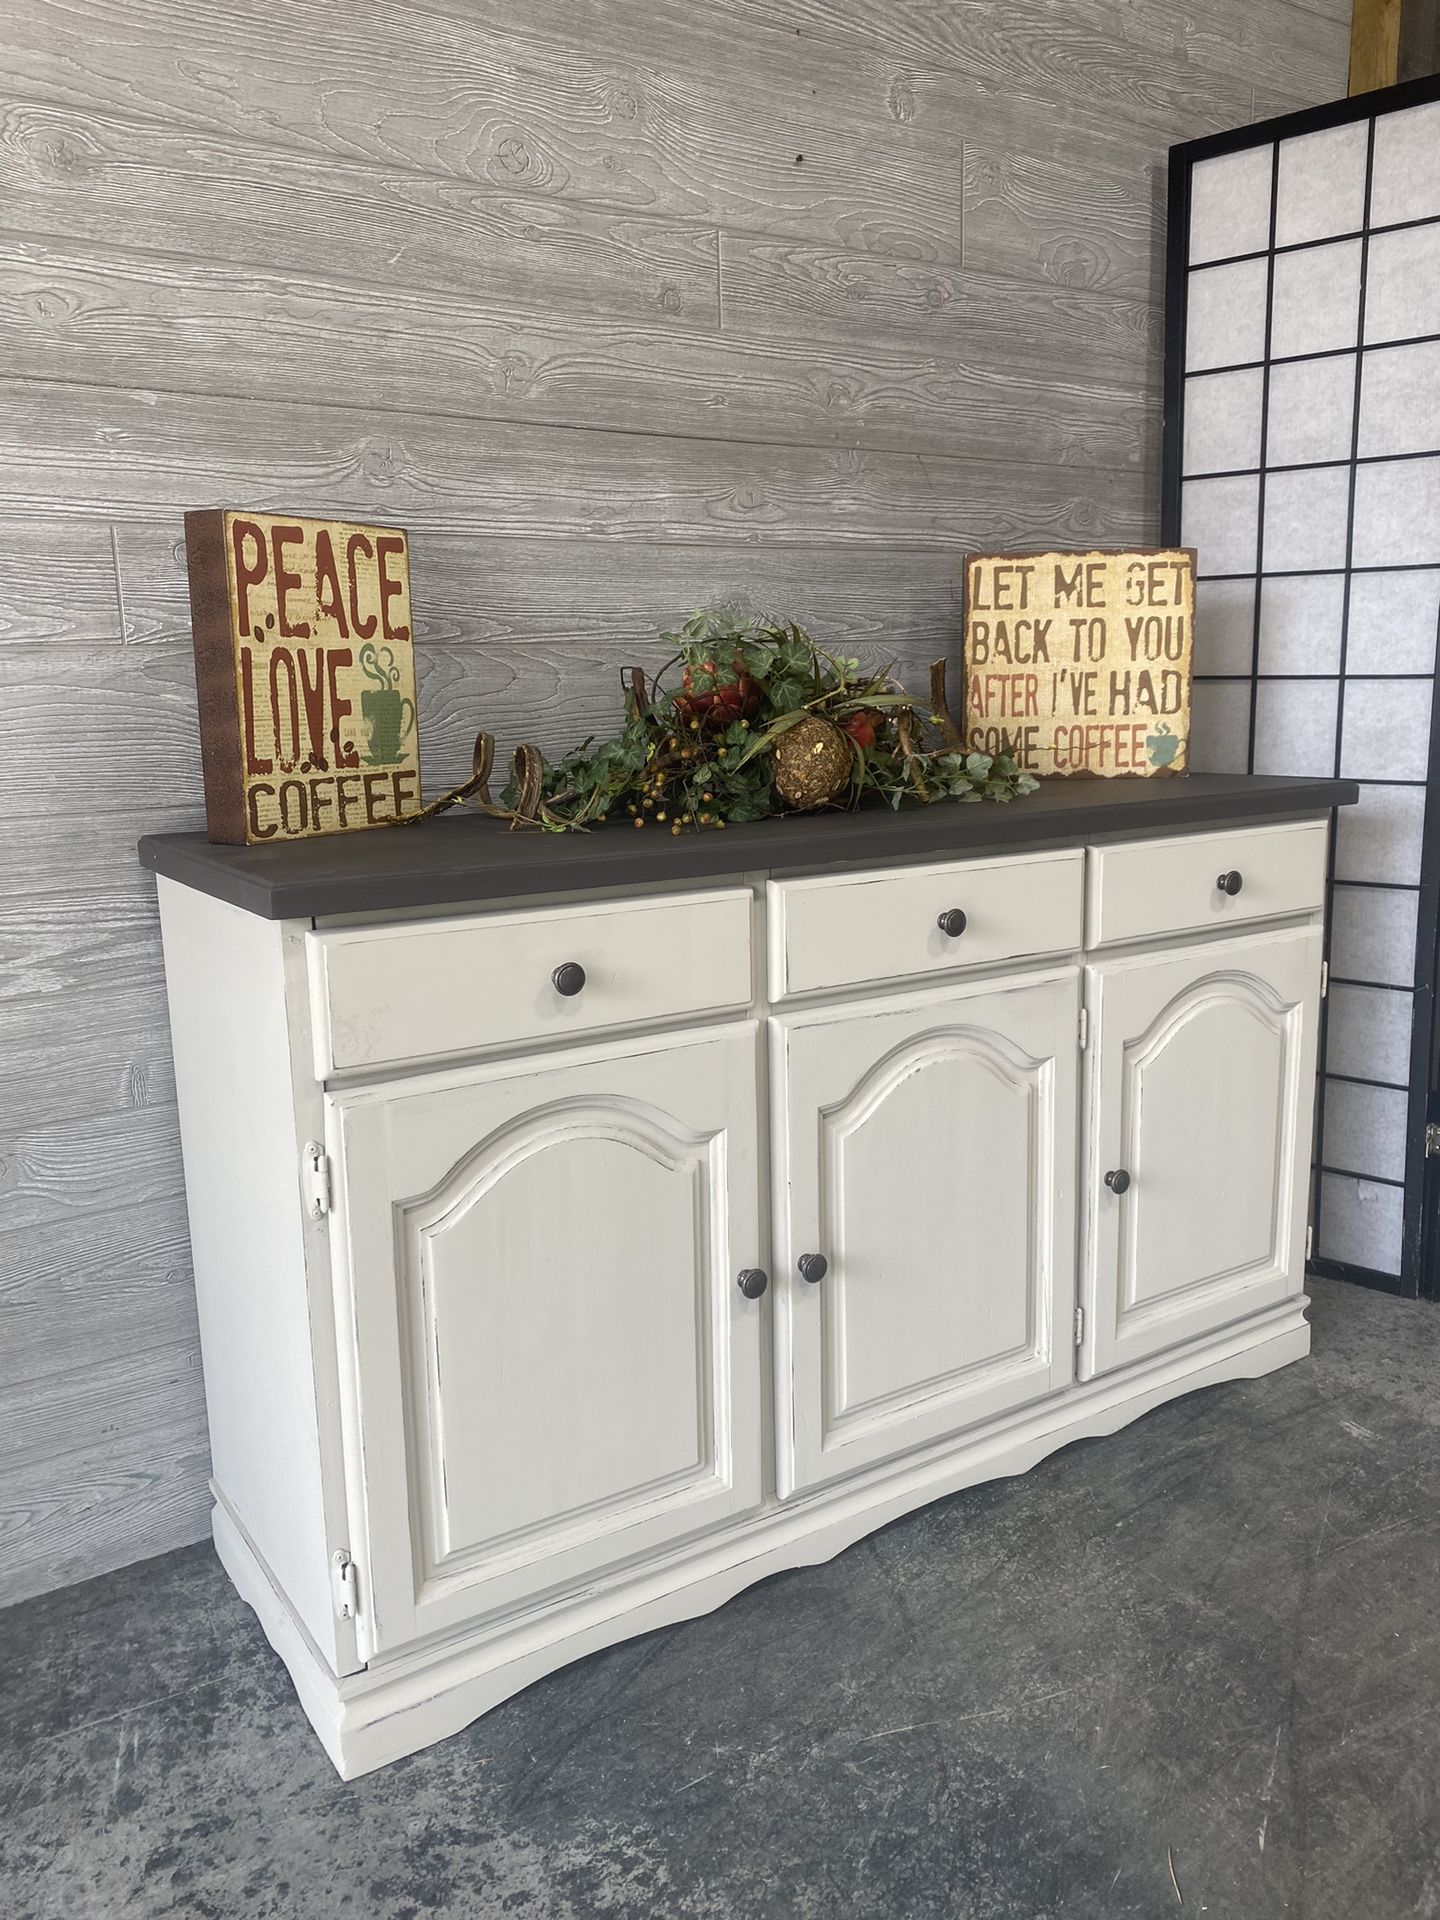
<box><xmin>400</xmin><ymin>730</ymin><xmax>549</xmax><ymax>831</ymax></box>
<box><xmin>894</xmin><ymin>711</ymin><xmax>931</xmax><ymax>802</ymax></box>
<box><xmin>402</xmin><ymin>730</ymin><xmax>496</xmax><ymax>824</ymax></box>
<box><xmin>507</xmin><ymin>742</ymin><xmax>545</xmax><ymax>827</ymax></box>
<box><xmin>929</xmin><ymin>658</ymin><xmax>966</xmax><ymax>750</ymax></box>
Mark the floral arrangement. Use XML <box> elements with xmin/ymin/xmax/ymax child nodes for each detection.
<box><xmin>417</xmin><ymin>611</ymin><xmax>1038</xmax><ymax>833</ymax></box>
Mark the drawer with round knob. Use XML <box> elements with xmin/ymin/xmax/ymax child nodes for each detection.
<box><xmin>1085</xmin><ymin>819</ymin><xmax>1327</xmax><ymax>950</ymax></box>
<box><xmin>306</xmin><ymin>887</ymin><xmax>754</xmax><ymax>1075</ymax></box>
<box><xmin>766</xmin><ymin>849</ymin><xmax>1084</xmax><ymax>999</ymax></box>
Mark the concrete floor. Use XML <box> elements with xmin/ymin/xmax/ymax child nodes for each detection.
<box><xmin>3</xmin><ymin>1277</ymin><xmax>1439</xmax><ymax>1920</ymax></box>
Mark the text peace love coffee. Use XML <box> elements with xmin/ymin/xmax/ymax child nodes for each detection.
<box><xmin>185</xmin><ymin>509</ymin><xmax>423</xmax><ymax>844</ymax></box>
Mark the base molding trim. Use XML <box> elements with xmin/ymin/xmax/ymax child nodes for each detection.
<box><xmin>215</xmin><ymin>1303</ymin><xmax>1309</xmax><ymax>1779</ymax></box>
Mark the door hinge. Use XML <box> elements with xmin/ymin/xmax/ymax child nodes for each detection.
<box><xmin>304</xmin><ymin>1142</ymin><xmax>332</xmax><ymax>1218</ymax></box>
<box><xmin>1320</xmin><ymin>959</ymin><xmax>1329</xmax><ymax>1000</ymax></box>
<box><xmin>1078</xmin><ymin>1005</ymin><xmax>1089</xmax><ymax>1050</ymax></box>
<box><xmin>1074</xmin><ymin>1304</ymin><xmax>1085</xmax><ymax>1348</ymax></box>
<box><xmin>1306</xmin><ymin>1224</ymin><xmax>1314</xmax><ymax>1262</ymax></box>
<box><xmin>332</xmin><ymin>1548</ymin><xmax>359</xmax><ymax>1620</ymax></box>
<box><xmin>1426</xmin><ymin>1123</ymin><xmax>1440</xmax><ymax>1159</ymax></box>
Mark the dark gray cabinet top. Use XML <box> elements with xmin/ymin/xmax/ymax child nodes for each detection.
<box><xmin>138</xmin><ymin>772</ymin><xmax>1358</xmax><ymax>920</ymax></box>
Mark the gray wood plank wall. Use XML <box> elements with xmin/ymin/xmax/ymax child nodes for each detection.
<box><xmin>0</xmin><ymin>0</ymin><xmax>1348</xmax><ymax>1606</ymax></box>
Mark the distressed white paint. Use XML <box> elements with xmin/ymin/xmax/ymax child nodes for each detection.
<box><xmin>308</xmin><ymin>887</ymin><xmax>754</xmax><ymax>1074</ymax></box>
<box><xmin>1080</xmin><ymin>924</ymin><xmax>1321</xmax><ymax>1378</ymax></box>
<box><xmin>329</xmin><ymin>1023</ymin><xmax>763</xmax><ymax>1655</ymax></box>
<box><xmin>157</xmin><ymin>817</ymin><xmax>1328</xmax><ymax>1776</ymax></box>
<box><xmin>1084</xmin><ymin>819</ymin><xmax>1327</xmax><ymax>949</ymax></box>
<box><xmin>767</xmin><ymin>849</ymin><xmax>1083</xmax><ymax>999</ymax></box>
<box><xmin>155</xmin><ymin>878</ymin><xmax>356</xmax><ymax>1674</ymax></box>
<box><xmin>770</xmin><ymin>969</ymin><xmax>1078</xmax><ymax>1494</ymax></box>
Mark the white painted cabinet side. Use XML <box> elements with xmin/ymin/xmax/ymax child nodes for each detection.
<box><xmin>155</xmin><ymin>878</ymin><xmax>344</xmax><ymax>1671</ymax></box>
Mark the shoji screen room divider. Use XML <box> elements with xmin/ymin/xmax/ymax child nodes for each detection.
<box><xmin>1165</xmin><ymin>77</ymin><xmax>1440</xmax><ymax>1297</ymax></box>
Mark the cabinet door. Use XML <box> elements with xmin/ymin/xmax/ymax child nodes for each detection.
<box><xmin>772</xmin><ymin>971</ymin><xmax>1079</xmax><ymax>1496</ymax></box>
<box><xmin>1081</xmin><ymin>926</ymin><xmax>1322</xmax><ymax>1380</ymax></box>
<box><xmin>329</xmin><ymin>1024</ymin><xmax>764</xmax><ymax>1658</ymax></box>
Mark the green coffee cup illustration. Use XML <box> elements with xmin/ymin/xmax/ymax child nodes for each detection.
<box><xmin>359</xmin><ymin>642</ymin><xmax>416</xmax><ymax>766</ymax></box>
<box><xmin>1147</xmin><ymin>721</ymin><xmax>1180</xmax><ymax>768</ymax></box>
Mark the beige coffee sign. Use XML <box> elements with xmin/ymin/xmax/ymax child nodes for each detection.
<box><xmin>963</xmin><ymin>548</ymin><xmax>1194</xmax><ymax>777</ymax></box>
<box><xmin>185</xmin><ymin>510</ymin><xmax>423</xmax><ymax>844</ymax></box>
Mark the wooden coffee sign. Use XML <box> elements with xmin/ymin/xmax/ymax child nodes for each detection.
<box><xmin>185</xmin><ymin>510</ymin><xmax>422</xmax><ymax>843</ymax></box>
<box><xmin>963</xmin><ymin>548</ymin><xmax>1194</xmax><ymax>778</ymax></box>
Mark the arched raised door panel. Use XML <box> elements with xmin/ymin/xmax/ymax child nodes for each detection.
<box><xmin>773</xmin><ymin>971</ymin><xmax>1079</xmax><ymax>1496</ymax></box>
<box><xmin>820</xmin><ymin>1028</ymin><xmax>1048</xmax><ymax>1423</ymax></box>
<box><xmin>330</xmin><ymin>1025</ymin><xmax>764</xmax><ymax>1658</ymax></box>
<box><xmin>1121</xmin><ymin>975</ymin><xmax>1294</xmax><ymax>1306</ymax></box>
<box><xmin>401</xmin><ymin>1101</ymin><xmax>719</xmax><ymax>1577</ymax></box>
<box><xmin>1081</xmin><ymin>926</ymin><xmax>1323</xmax><ymax>1381</ymax></box>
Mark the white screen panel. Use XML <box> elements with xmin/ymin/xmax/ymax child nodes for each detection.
<box><xmin>1341</xmin><ymin>680</ymin><xmax>1433</xmax><ymax>781</ymax></box>
<box><xmin>1186</xmin><ymin>258</ymin><xmax>1270</xmax><ymax>370</ymax></box>
<box><xmin>1194</xmin><ymin>578</ymin><xmax>1258</xmax><ymax>675</ymax></box>
<box><xmin>1358</xmin><ymin>343</ymin><xmax>1440</xmax><ymax>459</ymax></box>
<box><xmin>1182</xmin><ymin>475</ymin><xmax>1261</xmax><ymax>574</ymax></box>
<box><xmin>1352</xmin><ymin>458</ymin><xmax>1440</xmax><ymax>567</ymax></box>
<box><xmin>1366</xmin><ymin>225</ymin><xmax>1440</xmax><ymax>343</ymax></box>
<box><xmin>1329</xmin><ymin>884</ymin><xmax>1421</xmax><ymax>988</ymax></box>
<box><xmin>1172</xmin><ymin>85</ymin><xmax>1440</xmax><ymax>1288</ymax></box>
<box><xmin>1270</xmin><ymin>240</ymin><xmax>1361</xmax><ymax>358</ymax></box>
<box><xmin>1334</xmin><ymin>782</ymin><xmax>1427</xmax><ymax>883</ymax></box>
<box><xmin>1188</xmin><ymin>680</ymin><xmax>1253</xmax><ymax>774</ymax></box>
<box><xmin>1184</xmin><ymin>369</ymin><xmax>1265</xmax><ymax>473</ymax></box>
<box><xmin>1345</xmin><ymin>570</ymin><xmax>1440</xmax><ymax>674</ymax></box>
<box><xmin>1257</xmin><ymin>574</ymin><xmax>1346</xmax><ymax>674</ymax></box>
<box><xmin>1190</xmin><ymin>146</ymin><xmax>1274</xmax><ymax>264</ymax></box>
<box><xmin>1318</xmin><ymin>1173</ymin><xmax>1404</xmax><ymax>1276</ymax></box>
<box><xmin>1369</xmin><ymin>99</ymin><xmax>1440</xmax><ymax>226</ymax></box>
<box><xmin>1253</xmin><ymin>679</ymin><xmax>1340</xmax><ymax>776</ymax></box>
<box><xmin>1322</xmin><ymin>1079</ymin><xmax>1408</xmax><ymax>1182</ymax></box>
<box><xmin>1266</xmin><ymin>356</ymin><xmax>1357</xmax><ymax>466</ymax></box>
<box><xmin>1263</xmin><ymin>467</ymin><xmax>1353</xmax><ymax>572</ymax></box>
<box><xmin>1276</xmin><ymin>122</ymin><xmax>1369</xmax><ymax>246</ymax></box>
<box><xmin>1325</xmin><ymin>985</ymin><xmax>1413</xmax><ymax>1085</ymax></box>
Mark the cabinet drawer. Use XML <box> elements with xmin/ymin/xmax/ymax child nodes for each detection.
<box><xmin>767</xmin><ymin>850</ymin><xmax>1084</xmax><ymax>999</ymax></box>
<box><xmin>308</xmin><ymin>888</ymin><xmax>753</xmax><ymax>1074</ymax></box>
<box><xmin>1086</xmin><ymin>820</ymin><xmax>1328</xmax><ymax>950</ymax></box>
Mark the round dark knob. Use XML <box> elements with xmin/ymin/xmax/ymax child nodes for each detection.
<box><xmin>1216</xmin><ymin>870</ymin><xmax>1244</xmax><ymax>897</ymax></box>
<box><xmin>797</xmin><ymin>1253</ymin><xmax>828</xmax><ymax>1284</ymax></box>
<box><xmin>937</xmin><ymin>908</ymin><xmax>968</xmax><ymax>938</ymax></box>
<box><xmin>552</xmin><ymin>961</ymin><xmax>587</xmax><ymax>996</ymax></box>
<box><xmin>736</xmin><ymin>1267</ymin><xmax>769</xmax><ymax>1300</ymax></box>
<box><xmin>1104</xmin><ymin>1169</ymin><xmax>1131</xmax><ymax>1194</ymax></box>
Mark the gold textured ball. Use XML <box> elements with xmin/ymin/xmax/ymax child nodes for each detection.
<box><xmin>771</xmin><ymin>714</ymin><xmax>853</xmax><ymax>810</ymax></box>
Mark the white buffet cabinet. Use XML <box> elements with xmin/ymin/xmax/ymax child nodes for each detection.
<box><xmin>149</xmin><ymin>793</ymin><xmax>1338</xmax><ymax>1777</ymax></box>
